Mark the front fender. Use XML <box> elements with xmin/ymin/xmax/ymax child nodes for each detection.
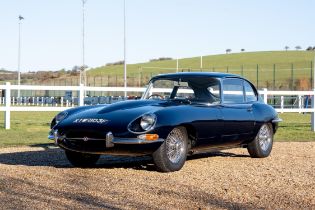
<box><xmin>252</xmin><ymin>103</ymin><xmax>279</xmax><ymax>134</ymax></box>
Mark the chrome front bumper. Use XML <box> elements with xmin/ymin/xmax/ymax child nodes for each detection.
<box><xmin>112</xmin><ymin>138</ymin><xmax>164</xmax><ymax>144</ymax></box>
<box><xmin>272</xmin><ymin>118</ymin><xmax>283</xmax><ymax>123</ymax></box>
<box><xmin>48</xmin><ymin>129</ymin><xmax>164</xmax><ymax>147</ymax></box>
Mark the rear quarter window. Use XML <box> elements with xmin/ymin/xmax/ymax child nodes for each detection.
<box><xmin>244</xmin><ymin>81</ymin><xmax>257</xmax><ymax>102</ymax></box>
<box><xmin>222</xmin><ymin>78</ymin><xmax>244</xmax><ymax>104</ymax></box>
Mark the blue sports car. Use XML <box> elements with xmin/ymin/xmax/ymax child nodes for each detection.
<box><xmin>49</xmin><ymin>72</ymin><xmax>281</xmax><ymax>172</ymax></box>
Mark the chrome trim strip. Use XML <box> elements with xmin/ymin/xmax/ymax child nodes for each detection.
<box><xmin>112</xmin><ymin>138</ymin><xmax>164</xmax><ymax>144</ymax></box>
<box><xmin>272</xmin><ymin>118</ymin><xmax>283</xmax><ymax>123</ymax></box>
<box><xmin>66</xmin><ymin>137</ymin><xmax>104</xmax><ymax>141</ymax></box>
<box><xmin>64</xmin><ymin>137</ymin><xmax>163</xmax><ymax>144</ymax></box>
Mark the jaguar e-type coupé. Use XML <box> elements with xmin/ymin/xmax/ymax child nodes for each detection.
<box><xmin>49</xmin><ymin>72</ymin><xmax>281</xmax><ymax>172</ymax></box>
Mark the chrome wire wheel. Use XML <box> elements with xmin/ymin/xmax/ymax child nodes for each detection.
<box><xmin>257</xmin><ymin>124</ymin><xmax>272</xmax><ymax>152</ymax></box>
<box><xmin>248</xmin><ymin>123</ymin><xmax>273</xmax><ymax>158</ymax></box>
<box><xmin>152</xmin><ymin>126</ymin><xmax>188</xmax><ymax>172</ymax></box>
<box><xmin>165</xmin><ymin>128</ymin><xmax>185</xmax><ymax>164</ymax></box>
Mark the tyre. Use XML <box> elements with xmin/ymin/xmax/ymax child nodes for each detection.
<box><xmin>65</xmin><ymin>150</ymin><xmax>100</xmax><ymax>167</ymax></box>
<box><xmin>247</xmin><ymin>123</ymin><xmax>273</xmax><ymax>158</ymax></box>
<box><xmin>152</xmin><ymin>126</ymin><xmax>188</xmax><ymax>172</ymax></box>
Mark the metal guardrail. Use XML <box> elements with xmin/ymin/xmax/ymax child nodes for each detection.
<box><xmin>1</xmin><ymin>82</ymin><xmax>315</xmax><ymax>130</ymax></box>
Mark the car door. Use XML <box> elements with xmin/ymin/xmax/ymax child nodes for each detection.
<box><xmin>192</xmin><ymin>104</ymin><xmax>223</xmax><ymax>143</ymax></box>
<box><xmin>220</xmin><ymin>78</ymin><xmax>255</xmax><ymax>144</ymax></box>
<box><xmin>189</xmin><ymin>78</ymin><xmax>224</xmax><ymax>147</ymax></box>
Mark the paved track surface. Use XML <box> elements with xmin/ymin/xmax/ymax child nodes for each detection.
<box><xmin>0</xmin><ymin>142</ymin><xmax>314</xmax><ymax>209</ymax></box>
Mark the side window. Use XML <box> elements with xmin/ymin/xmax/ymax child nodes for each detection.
<box><xmin>244</xmin><ymin>81</ymin><xmax>257</xmax><ymax>102</ymax></box>
<box><xmin>207</xmin><ymin>82</ymin><xmax>221</xmax><ymax>104</ymax></box>
<box><xmin>175</xmin><ymin>85</ymin><xmax>194</xmax><ymax>99</ymax></box>
<box><xmin>223</xmin><ymin>79</ymin><xmax>244</xmax><ymax>104</ymax></box>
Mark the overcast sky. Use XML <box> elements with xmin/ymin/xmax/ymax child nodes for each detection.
<box><xmin>1</xmin><ymin>0</ymin><xmax>314</xmax><ymax>72</ymax></box>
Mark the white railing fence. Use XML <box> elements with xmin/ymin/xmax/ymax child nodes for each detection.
<box><xmin>1</xmin><ymin>82</ymin><xmax>315</xmax><ymax>131</ymax></box>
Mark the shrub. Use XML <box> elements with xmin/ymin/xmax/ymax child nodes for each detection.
<box><xmin>106</xmin><ymin>61</ymin><xmax>124</xmax><ymax>66</ymax></box>
<box><xmin>149</xmin><ymin>57</ymin><xmax>173</xmax><ymax>62</ymax></box>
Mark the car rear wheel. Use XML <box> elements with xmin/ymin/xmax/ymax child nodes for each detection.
<box><xmin>247</xmin><ymin>123</ymin><xmax>273</xmax><ymax>158</ymax></box>
<box><xmin>152</xmin><ymin>126</ymin><xmax>188</xmax><ymax>172</ymax></box>
<box><xmin>65</xmin><ymin>150</ymin><xmax>100</xmax><ymax>167</ymax></box>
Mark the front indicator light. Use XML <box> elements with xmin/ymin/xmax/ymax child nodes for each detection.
<box><xmin>138</xmin><ymin>134</ymin><xmax>159</xmax><ymax>141</ymax></box>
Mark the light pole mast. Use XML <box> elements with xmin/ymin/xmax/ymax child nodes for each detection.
<box><xmin>81</xmin><ymin>0</ymin><xmax>87</xmax><ymax>86</ymax></box>
<box><xmin>200</xmin><ymin>55</ymin><xmax>203</xmax><ymax>69</ymax></box>
<box><xmin>17</xmin><ymin>15</ymin><xmax>24</xmax><ymax>98</ymax></box>
<box><xmin>123</xmin><ymin>0</ymin><xmax>127</xmax><ymax>97</ymax></box>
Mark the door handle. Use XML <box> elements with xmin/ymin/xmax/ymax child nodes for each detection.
<box><xmin>247</xmin><ymin>107</ymin><xmax>253</xmax><ymax>112</ymax></box>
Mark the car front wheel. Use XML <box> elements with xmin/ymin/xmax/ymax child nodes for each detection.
<box><xmin>65</xmin><ymin>150</ymin><xmax>100</xmax><ymax>167</ymax></box>
<box><xmin>152</xmin><ymin>126</ymin><xmax>188</xmax><ymax>172</ymax></box>
<box><xmin>247</xmin><ymin>123</ymin><xmax>273</xmax><ymax>158</ymax></box>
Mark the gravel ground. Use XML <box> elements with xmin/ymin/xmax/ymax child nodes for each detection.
<box><xmin>0</xmin><ymin>142</ymin><xmax>314</xmax><ymax>210</ymax></box>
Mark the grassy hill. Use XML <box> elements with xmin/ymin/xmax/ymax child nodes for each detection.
<box><xmin>86</xmin><ymin>51</ymin><xmax>315</xmax><ymax>90</ymax></box>
<box><xmin>3</xmin><ymin>51</ymin><xmax>314</xmax><ymax>90</ymax></box>
<box><xmin>87</xmin><ymin>51</ymin><xmax>315</xmax><ymax>76</ymax></box>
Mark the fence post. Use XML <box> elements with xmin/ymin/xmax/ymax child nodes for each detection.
<box><xmin>263</xmin><ymin>88</ymin><xmax>268</xmax><ymax>104</ymax></box>
<box><xmin>311</xmin><ymin>61</ymin><xmax>313</xmax><ymax>89</ymax></box>
<box><xmin>256</xmin><ymin>64</ymin><xmax>259</xmax><ymax>88</ymax></box>
<box><xmin>312</xmin><ymin>89</ymin><xmax>315</xmax><ymax>131</ymax></box>
<box><xmin>5</xmin><ymin>82</ymin><xmax>11</xmax><ymax>129</ymax></box>
<box><xmin>79</xmin><ymin>84</ymin><xmax>84</xmax><ymax>106</ymax></box>
<box><xmin>138</xmin><ymin>67</ymin><xmax>141</xmax><ymax>87</ymax></box>
<box><xmin>298</xmin><ymin>95</ymin><xmax>302</xmax><ymax>113</ymax></box>
<box><xmin>273</xmin><ymin>64</ymin><xmax>276</xmax><ymax>90</ymax></box>
<box><xmin>291</xmin><ymin>63</ymin><xmax>294</xmax><ymax>90</ymax></box>
<box><xmin>280</xmin><ymin>96</ymin><xmax>284</xmax><ymax>113</ymax></box>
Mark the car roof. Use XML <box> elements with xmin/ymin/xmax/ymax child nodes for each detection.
<box><xmin>151</xmin><ymin>72</ymin><xmax>242</xmax><ymax>80</ymax></box>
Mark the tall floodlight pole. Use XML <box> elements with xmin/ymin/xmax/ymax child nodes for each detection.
<box><xmin>17</xmin><ymin>15</ymin><xmax>24</xmax><ymax>98</ymax></box>
<box><xmin>313</xmin><ymin>56</ymin><xmax>315</xmax><ymax>90</ymax></box>
<box><xmin>123</xmin><ymin>0</ymin><xmax>127</xmax><ymax>97</ymax></box>
<box><xmin>312</xmin><ymin>56</ymin><xmax>315</xmax><ymax>131</ymax></box>
<box><xmin>200</xmin><ymin>56</ymin><xmax>203</xmax><ymax>69</ymax></box>
<box><xmin>81</xmin><ymin>0</ymin><xmax>87</xmax><ymax>86</ymax></box>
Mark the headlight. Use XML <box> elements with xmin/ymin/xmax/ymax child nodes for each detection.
<box><xmin>140</xmin><ymin>114</ymin><xmax>156</xmax><ymax>131</ymax></box>
<box><xmin>55</xmin><ymin>112</ymin><xmax>68</xmax><ymax>124</ymax></box>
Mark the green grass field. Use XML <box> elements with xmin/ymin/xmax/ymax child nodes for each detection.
<box><xmin>0</xmin><ymin>112</ymin><xmax>314</xmax><ymax>147</ymax></box>
<box><xmin>3</xmin><ymin>51</ymin><xmax>313</xmax><ymax>89</ymax></box>
<box><xmin>88</xmin><ymin>51</ymin><xmax>315</xmax><ymax>76</ymax></box>
<box><xmin>85</xmin><ymin>51</ymin><xmax>315</xmax><ymax>90</ymax></box>
<box><xmin>0</xmin><ymin>112</ymin><xmax>58</xmax><ymax>147</ymax></box>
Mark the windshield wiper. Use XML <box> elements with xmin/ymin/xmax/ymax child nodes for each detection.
<box><xmin>170</xmin><ymin>98</ymin><xmax>191</xmax><ymax>104</ymax></box>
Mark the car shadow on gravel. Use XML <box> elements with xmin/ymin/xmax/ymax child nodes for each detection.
<box><xmin>188</xmin><ymin>151</ymin><xmax>250</xmax><ymax>160</ymax></box>
<box><xmin>0</xmin><ymin>144</ymin><xmax>249</xmax><ymax>171</ymax></box>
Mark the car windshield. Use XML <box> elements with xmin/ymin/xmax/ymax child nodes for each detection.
<box><xmin>142</xmin><ymin>76</ymin><xmax>221</xmax><ymax>104</ymax></box>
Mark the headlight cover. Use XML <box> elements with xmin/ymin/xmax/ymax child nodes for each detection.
<box><xmin>140</xmin><ymin>114</ymin><xmax>157</xmax><ymax>131</ymax></box>
<box><xmin>55</xmin><ymin>111</ymin><xmax>68</xmax><ymax>124</ymax></box>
